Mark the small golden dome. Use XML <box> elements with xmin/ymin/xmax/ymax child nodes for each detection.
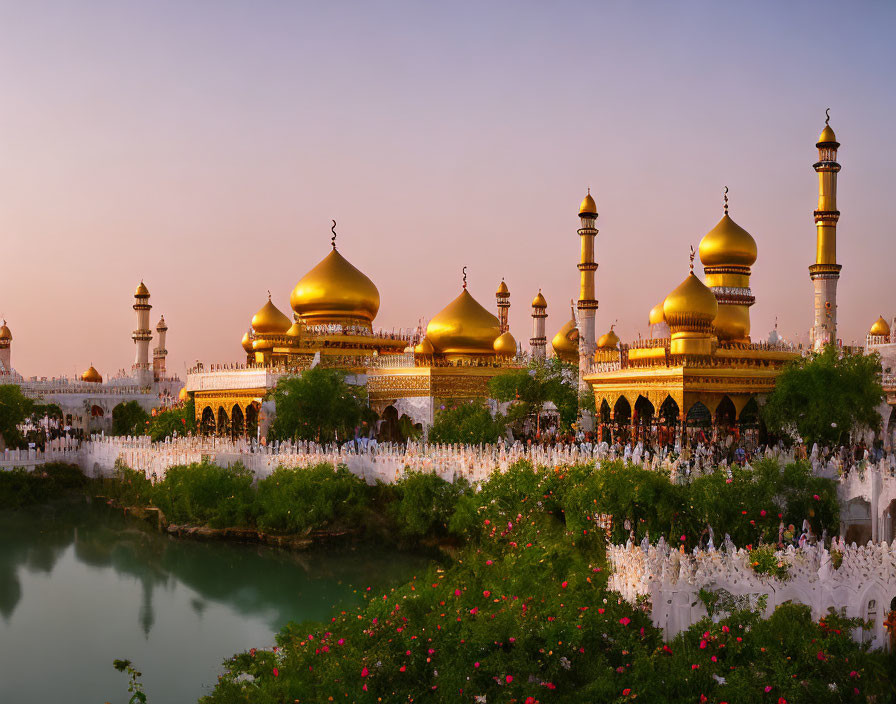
<box><xmin>493</xmin><ymin>331</ymin><xmax>517</xmax><ymax>357</ymax></box>
<box><xmin>662</xmin><ymin>273</ymin><xmax>718</xmax><ymax>325</ymax></box>
<box><xmin>596</xmin><ymin>328</ymin><xmax>620</xmax><ymax>349</ymax></box>
<box><xmin>496</xmin><ymin>280</ymin><xmax>509</xmax><ymax>296</ymax></box>
<box><xmin>414</xmin><ymin>337</ymin><xmax>434</xmax><ymax>356</ymax></box>
<box><xmin>135</xmin><ymin>281</ymin><xmax>150</xmax><ymax>297</ymax></box>
<box><xmin>178</xmin><ymin>387</ymin><xmax>189</xmax><ymax>402</ymax></box>
<box><xmin>817</xmin><ymin>124</ymin><xmax>838</xmax><ymax>146</ymax></box>
<box><xmin>699</xmin><ymin>214</ymin><xmax>757</xmax><ymax>267</ymax></box>
<box><xmin>551</xmin><ymin>319</ymin><xmax>579</xmax><ymax>361</ymax></box>
<box><xmin>251</xmin><ymin>297</ymin><xmax>292</xmax><ymax>334</ymax></box>
<box><xmin>241</xmin><ymin>332</ymin><xmax>253</xmax><ymax>352</ymax></box>
<box><xmin>81</xmin><ymin>366</ymin><xmax>102</xmax><ymax>383</ymax></box>
<box><xmin>286</xmin><ymin>320</ymin><xmax>303</xmax><ymax>337</ymax></box>
<box><xmin>648</xmin><ymin>302</ymin><xmax>666</xmax><ymax>326</ymax></box>
<box><xmin>870</xmin><ymin>316</ymin><xmax>890</xmax><ymax>337</ymax></box>
<box><xmin>291</xmin><ymin>248</ymin><xmax>380</xmax><ymax>326</ymax></box>
<box><xmin>425</xmin><ymin>289</ymin><xmax>502</xmax><ymax>356</ymax></box>
<box><xmin>532</xmin><ymin>290</ymin><xmax>547</xmax><ymax>309</ymax></box>
<box><xmin>579</xmin><ymin>190</ymin><xmax>597</xmax><ymax>216</ymax></box>
<box><xmin>0</xmin><ymin>323</ymin><xmax>11</xmax><ymax>341</ymax></box>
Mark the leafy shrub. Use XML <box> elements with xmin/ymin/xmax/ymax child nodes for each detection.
<box><xmin>748</xmin><ymin>543</ymin><xmax>790</xmax><ymax>580</ymax></box>
<box><xmin>388</xmin><ymin>471</ymin><xmax>468</xmax><ymax>537</ymax></box>
<box><xmin>428</xmin><ymin>401</ymin><xmax>506</xmax><ymax>444</ymax></box>
<box><xmin>254</xmin><ymin>463</ymin><xmax>369</xmax><ymax>534</ymax></box>
<box><xmin>0</xmin><ymin>462</ymin><xmax>88</xmax><ymax>508</ymax></box>
<box><xmin>151</xmin><ymin>462</ymin><xmax>255</xmax><ymax>527</ymax></box>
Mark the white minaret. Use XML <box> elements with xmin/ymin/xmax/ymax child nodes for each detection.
<box><xmin>530</xmin><ymin>290</ymin><xmax>547</xmax><ymax>359</ymax></box>
<box><xmin>132</xmin><ymin>282</ymin><xmax>153</xmax><ymax>386</ymax></box>
<box><xmin>153</xmin><ymin>315</ymin><xmax>168</xmax><ymax>380</ymax></box>
<box><xmin>577</xmin><ymin>190</ymin><xmax>598</xmax><ymax>388</ymax></box>
<box><xmin>0</xmin><ymin>321</ymin><xmax>11</xmax><ymax>373</ymax></box>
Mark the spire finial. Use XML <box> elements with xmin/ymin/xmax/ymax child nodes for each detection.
<box><xmin>587</xmin><ymin>187</ymin><xmax>591</xmax><ymax>195</ymax></box>
<box><xmin>462</xmin><ymin>266</ymin><xmax>467</xmax><ymax>289</ymax></box>
<box><xmin>267</xmin><ymin>290</ymin><xmax>271</xmax><ymax>300</ymax></box>
<box><xmin>723</xmin><ymin>186</ymin><xmax>729</xmax><ymax>215</ymax></box>
<box><xmin>689</xmin><ymin>245</ymin><xmax>695</xmax><ymax>273</ymax></box>
<box><xmin>330</xmin><ymin>220</ymin><xmax>337</xmax><ymax>250</ymax></box>
<box><xmin>825</xmin><ymin>108</ymin><xmax>831</xmax><ymax>126</ymax></box>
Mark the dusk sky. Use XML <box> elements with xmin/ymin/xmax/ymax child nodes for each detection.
<box><xmin>1</xmin><ymin>1</ymin><xmax>894</xmax><ymax>379</ymax></box>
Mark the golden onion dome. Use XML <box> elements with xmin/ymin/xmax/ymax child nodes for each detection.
<box><xmin>251</xmin><ymin>296</ymin><xmax>292</xmax><ymax>334</ymax></box>
<box><xmin>178</xmin><ymin>387</ymin><xmax>189</xmax><ymax>402</ymax></box>
<box><xmin>817</xmin><ymin>124</ymin><xmax>838</xmax><ymax>145</ymax></box>
<box><xmin>286</xmin><ymin>320</ymin><xmax>303</xmax><ymax>337</ymax></box>
<box><xmin>532</xmin><ymin>290</ymin><xmax>547</xmax><ymax>309</ymax></box>
<box><xmin>81</xmin><ymin>366</ymin><xmax>102</xmax><ymax>383</ymax></box>
<box><xmin>425</xmin><ymin>289</ymin><xmax>502</xmax><ymax>356</ymax></box>
<box><xmin>870</xmin><ymin>316</ymin><xmax>890</xmax><ymax>337</ymax></box>
<box><xmin>662</xmin><ymin>273</ymin><xmax>718</xmax><ymax>325</ymax></box>
<box><xmin>551</xmin><ymin>319</ymin><xmax>579</xmax><ymax>360</ymax></box>
<box><xmin>496</xmin><ymin>279</ymin><xmax>509</xmax><ymax>296</ymax></box>
<box><xmin>699</xmin><ymin>214</ymin><xmax>757</xmax><ymax>267</ymax></box>
<box><xmin>241</xmin><ymin>332</ymin><xmax>253</xmax><ymax>352</ymax></box>
<box><xmin>648</xmin><ymin>301</ymin><xmax>666</xmax><ymax>326</ymax></box>
<box><xmin>579</xmin><ymin>190</ymin><xmax>597</xmax><ymax>216</ymax></box>
<box><xmin>135</xmin><ymin>281</ymin><xmax>150</xmax><ymax>297</ymax></box>
<box><xmin>252</xmin><ymin>338</ymin><xmax>273</xmax><ymax>351</ymax></box>
<box><xmin>414</xmin><ymin>337</ymin><xmax>435</xmax><ymax>356</ymax></box>
<box><xmin>596</xmin><ymin>328</ymin><xmax>620</xmax><ymax>349</ymax></box>
<box><xmin>291</xmin><ymin>248</ymin><xmax>380</xmax><ymax>326</ymax></box>
<box><xmin>0</xmin><ymin>323</ymin><xmax>11</xmax><ymax>341</ymax></box>
<box><xmin>493</xmin><ymin>331</ymin><xmax>517</xmax><ymax>357</ymax></box>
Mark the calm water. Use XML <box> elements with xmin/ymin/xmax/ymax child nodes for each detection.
<box><xmin>0</xmin><ymin>501</ymin><xmax>430</xmax><ymax>703</ymax></box>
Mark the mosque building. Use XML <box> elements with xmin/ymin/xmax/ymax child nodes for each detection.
<box><xmin>0</xmin><ymin>283</ymin><xmax>183</xmax><ymax>434</ymax></box>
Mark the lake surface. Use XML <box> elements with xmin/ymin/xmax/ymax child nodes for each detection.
<box><xmin>0</xmin><ymin>501</ymin><xmax>430</xmax><ymax>703</ymax></box>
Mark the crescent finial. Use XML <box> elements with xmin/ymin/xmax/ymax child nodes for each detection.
<box><xmin>689</xmin><ymin>245</ymin><xmax>695</xmax><ymax>273</ymax></box>
<box><xmin>331</xmin><ymin>220</ymin><xmax>337</xmax><ymax>250</ymax></box>
<box><xmin>825</xmin><ymin>108</ymin><xmax>831</xmax><ymax>125</ymax></box>
<box><xmin>723</xmin><ymin>186</ymin><xmax>729</xmax><ymax>215</ymax></box>
<box><xmin>462</xmin><ymin>266</ymin><xmax>468</xmax><ymax>289</ymax></box>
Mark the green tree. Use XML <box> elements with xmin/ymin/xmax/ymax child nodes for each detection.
<box><xmin>270</xmin><ymin>367</ymin><xmax>368</xmax><ymax>442</ymax></box>
<box><xmin>762</xmin><ymin>346</ymin><xmax>883</xmax><ymax>445</ymax></box>
<box><xmin>111</xmin><ymin>401</ymin><xmax>151</xmax><ymax>436</ymax></box>
<box><xmin>0</xmin><ymin>384</ymin><xmax>35</xmax><ymax>448</ymax></box>
<box><xmin>146</xmin><ymin>400</ymin><xmax>196</xmax><ymax>441</ymax></box>
<box><xmin>428</xmin><ymin>401</ymin><xmax>505</xmax><ymax>444</ymax></box>
<box><xmin>488</xmin><ymin>358</ymin><xmax>578</xmax><ymax>434</ymax></box>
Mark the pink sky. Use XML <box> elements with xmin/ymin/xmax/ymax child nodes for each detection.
<box><xmin>1</xmin><ymin>1</ymin><xmax>894</xmax><ymax>379</ymax></box>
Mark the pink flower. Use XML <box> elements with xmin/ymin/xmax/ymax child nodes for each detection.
<box><xmin>722</xmin><ymin>625</ymin><xmax>730</xmax><ymax>633</ymax></box>
<box><xmin>760</xmin><ymin>510</ymin><xmax>767</xmax><ymax>517</ymax></box>
<box><xmin>361</xmin><ymin>666</ymin><xmax>369</xmax><ymax>677</ymax></box>
<box><xmin>691</xmin><ymin>664</ymin><xmax>699</xmax><ymax>670</ymax></box>
<box><xmin>699</xmin><ymin>640</ymin><xmax>707</xmax><ymax>649</ymax></box>
<box><xmin>849</xmin><ymin>670</ymin><xmax>858</xmax><ymax>678</ymax></box>
<box><xmin>506</xmin><ymin>675</ymin><xmax>513</xmax><ymax>683</ymax></box>
<box><xmin>680</xmin><ymin>535</ymin><xmax>686</xmax><ymax>541</ymax></box>
<box><xmin>561</xmin><ymin>581</ymin><xmax>568</xmax><ymax>588</ymax></box>
<box><xmin>619</xmin><ymin>617</ymin><xmax>631</xmax><ymax>626</ymax></box>
<box><xmin>486</xmin><ymin>560</ymin><xmax>493</xmax><ymax>565</ymax></box>
<box><xmin>765</xmin><ymin>686</ymin><xmax>772</xmax><ymax>693</ymax></box>
<box><xmin>337</xmin><ymin>638</ymin><xmax>344</xmax><ymax>645</ymax></box>
<box><xmin>470</xmin><ymin>607</ymin><xmax>478</xmax><ymax>615</ymax></box>
<box><xmin>454</xmin><ymin>589</ymin><xmax>461</xmax><ymax>597</ymax></box>
<box><xmin>813</xmin><ymin>494</ymin><xmax>820</xmax><ymax>501</ymax></box>
<box><xmin>474</xmin><ymin>662</ymin><xmax>480</xmax><ymax>668</ymax></box>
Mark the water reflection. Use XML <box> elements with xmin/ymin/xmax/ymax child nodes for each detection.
<box><xmin>0</xmin><ymin>501</ymin><xmax>430</xmax><ymax>704</ymax></box>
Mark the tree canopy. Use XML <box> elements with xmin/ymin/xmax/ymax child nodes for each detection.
<box><xmin>428</xmin><ymin>401</ymin><xmax>505</xmax><ymax>444</ymax></box>
<box><xmin>270</xmin><ymin>367</ymin><xmax>370</xmax><ymax>443</ymax></box>
<box><xmin>762</xmin><ymin>346</ymin><xmax>884</xmax><ymax>446</ymax></box>
<box><xmin>111</xmin><ymin>401</ymin><xmax>151</xmax><ymax>436</ymax></box>
<box><xmin>0</xmin><ymin>384</ymin><xmax>34</xmax><ymax>448</ymax></box>
<box><xmin>146</xmin><ymin>399</ymin><xmax>196</xmax><ymax>442</ymax></box>
<box><xmin>488</xmin><ymin>358</ymin><xmax>578</xmax><ymax>434</ymax></box>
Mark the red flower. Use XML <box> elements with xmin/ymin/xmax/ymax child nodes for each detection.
<box><xmin>361</xmin><ymin>666</ymin><xmax>369</xmax><ymax>677</ymax></box>
<box><xmin>272</xmin><ymin>668</ymin><xmax>279</xmax><ymax>677</ymax></box>
<box><xmin>561</xmin><ymin>581</ymin><xmax>568</xmax><ymax>588</ymax></box>
<box><xmin>622</xmin><ymin>688</ymin><xmax>631</xmax><ymax>695</ymax></box>
<box><xmin>619</xmin><ymin>617</ymin><xmax>631</xmax><ymax>626</ymax></box>
<box><xmin>506</xmin><ymin>675</ymin><xmax>513</xmax><ymax>683</ymax></box>
<box><xmin>778</xmin><ymin>698</ymin><xmax>787</xmax><ymax>704</ymax></box>
<box><xmin>483</xmin><ymin>590</ymin><xmax>491</xmax><ymax>597</ymax></box>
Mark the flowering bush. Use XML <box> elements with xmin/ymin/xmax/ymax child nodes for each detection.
<box><xmin>748</xmin><ymin>544</ymin><xmax>790</xmax><ymax>580</ymax></box>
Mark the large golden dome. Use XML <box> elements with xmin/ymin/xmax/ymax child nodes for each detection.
<box><xmin>493</xmin><ymin>331</ymin><xmax>517</xmax><ymax>357</ymax></box>
<box><xmin>662</xmin><ymin>273</ymin><xmax>718</xmax><ymax>326</ymax></box>
<box><xmin>425</xmin><ymin>289</ymin><xmax>501</xmax><ymax>356</ymax></box>
<box><xmin>291</xmin><ymin>248</ymin><xmax>380</xmax><ymax>326</ymax></box>
<box><xmin>81</xmin><ymin>366</ymin><xmax>102</xmax><ymax>383</ymax></box>
<box><xmin>551</xmin><ymin>319</ymin><xmax>579</xmax><ymax>361</ymax></box>
<box><xmin>870</xmin><ymin>316</ymin><xmax>890</xmax><ymax>337</ymax></box>
<box><xmin>699</xmin><ymin>214</ymin><xmax>757</xmax><ymax>267</ymax></box>
<box><xmin>414</xmin><ymin>337</ymin><xmax>434</xmax><ymax>356</ymax></box>
<box><xmin>251</xmin><ymin>297</ymin><xmax>292</xmax><ymax>334</ymax></box>
<box><xmin>648</xmin><ymin>301</ymin><xmax>665</xmax><ymax>326</ymax></box>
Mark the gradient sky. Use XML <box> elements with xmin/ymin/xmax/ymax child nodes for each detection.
<box><xmin>1</xmin><ymin>1</ymin><xmax>894</xmax><ymax>379</ymax></box>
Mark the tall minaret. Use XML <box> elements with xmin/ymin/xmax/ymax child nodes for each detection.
<box><xmin>809</xmin><ymin>110</ymin><xmax>842</xmax><ymax>350</ymax></box>
<box><xmin>153</xmin><ymin>315</ymin><xmax>168</xmax><ymax>380</ymax></box>
<box><xmin>577</xmin><ymin>190</ymin><xmax>599</xmax><ymax>387</ymax></box>
<box><xmin>0</xmin><ymin>321</ymin><xmax>11</xmax><ymax>373</ymax></box>
<box><xmin>132</xmin><ymin>282</ymin><xmax>153</xmax><ymax>385</ymax></box>
<box><xmin>496</xmin><ymin>279</ymin><xmax>510</xmax><ymax>333</ymax></box>
<box><xmin>530</xmin><ymin>290</ymin><xmax>547</xmax><ymax>359</ymax></box>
